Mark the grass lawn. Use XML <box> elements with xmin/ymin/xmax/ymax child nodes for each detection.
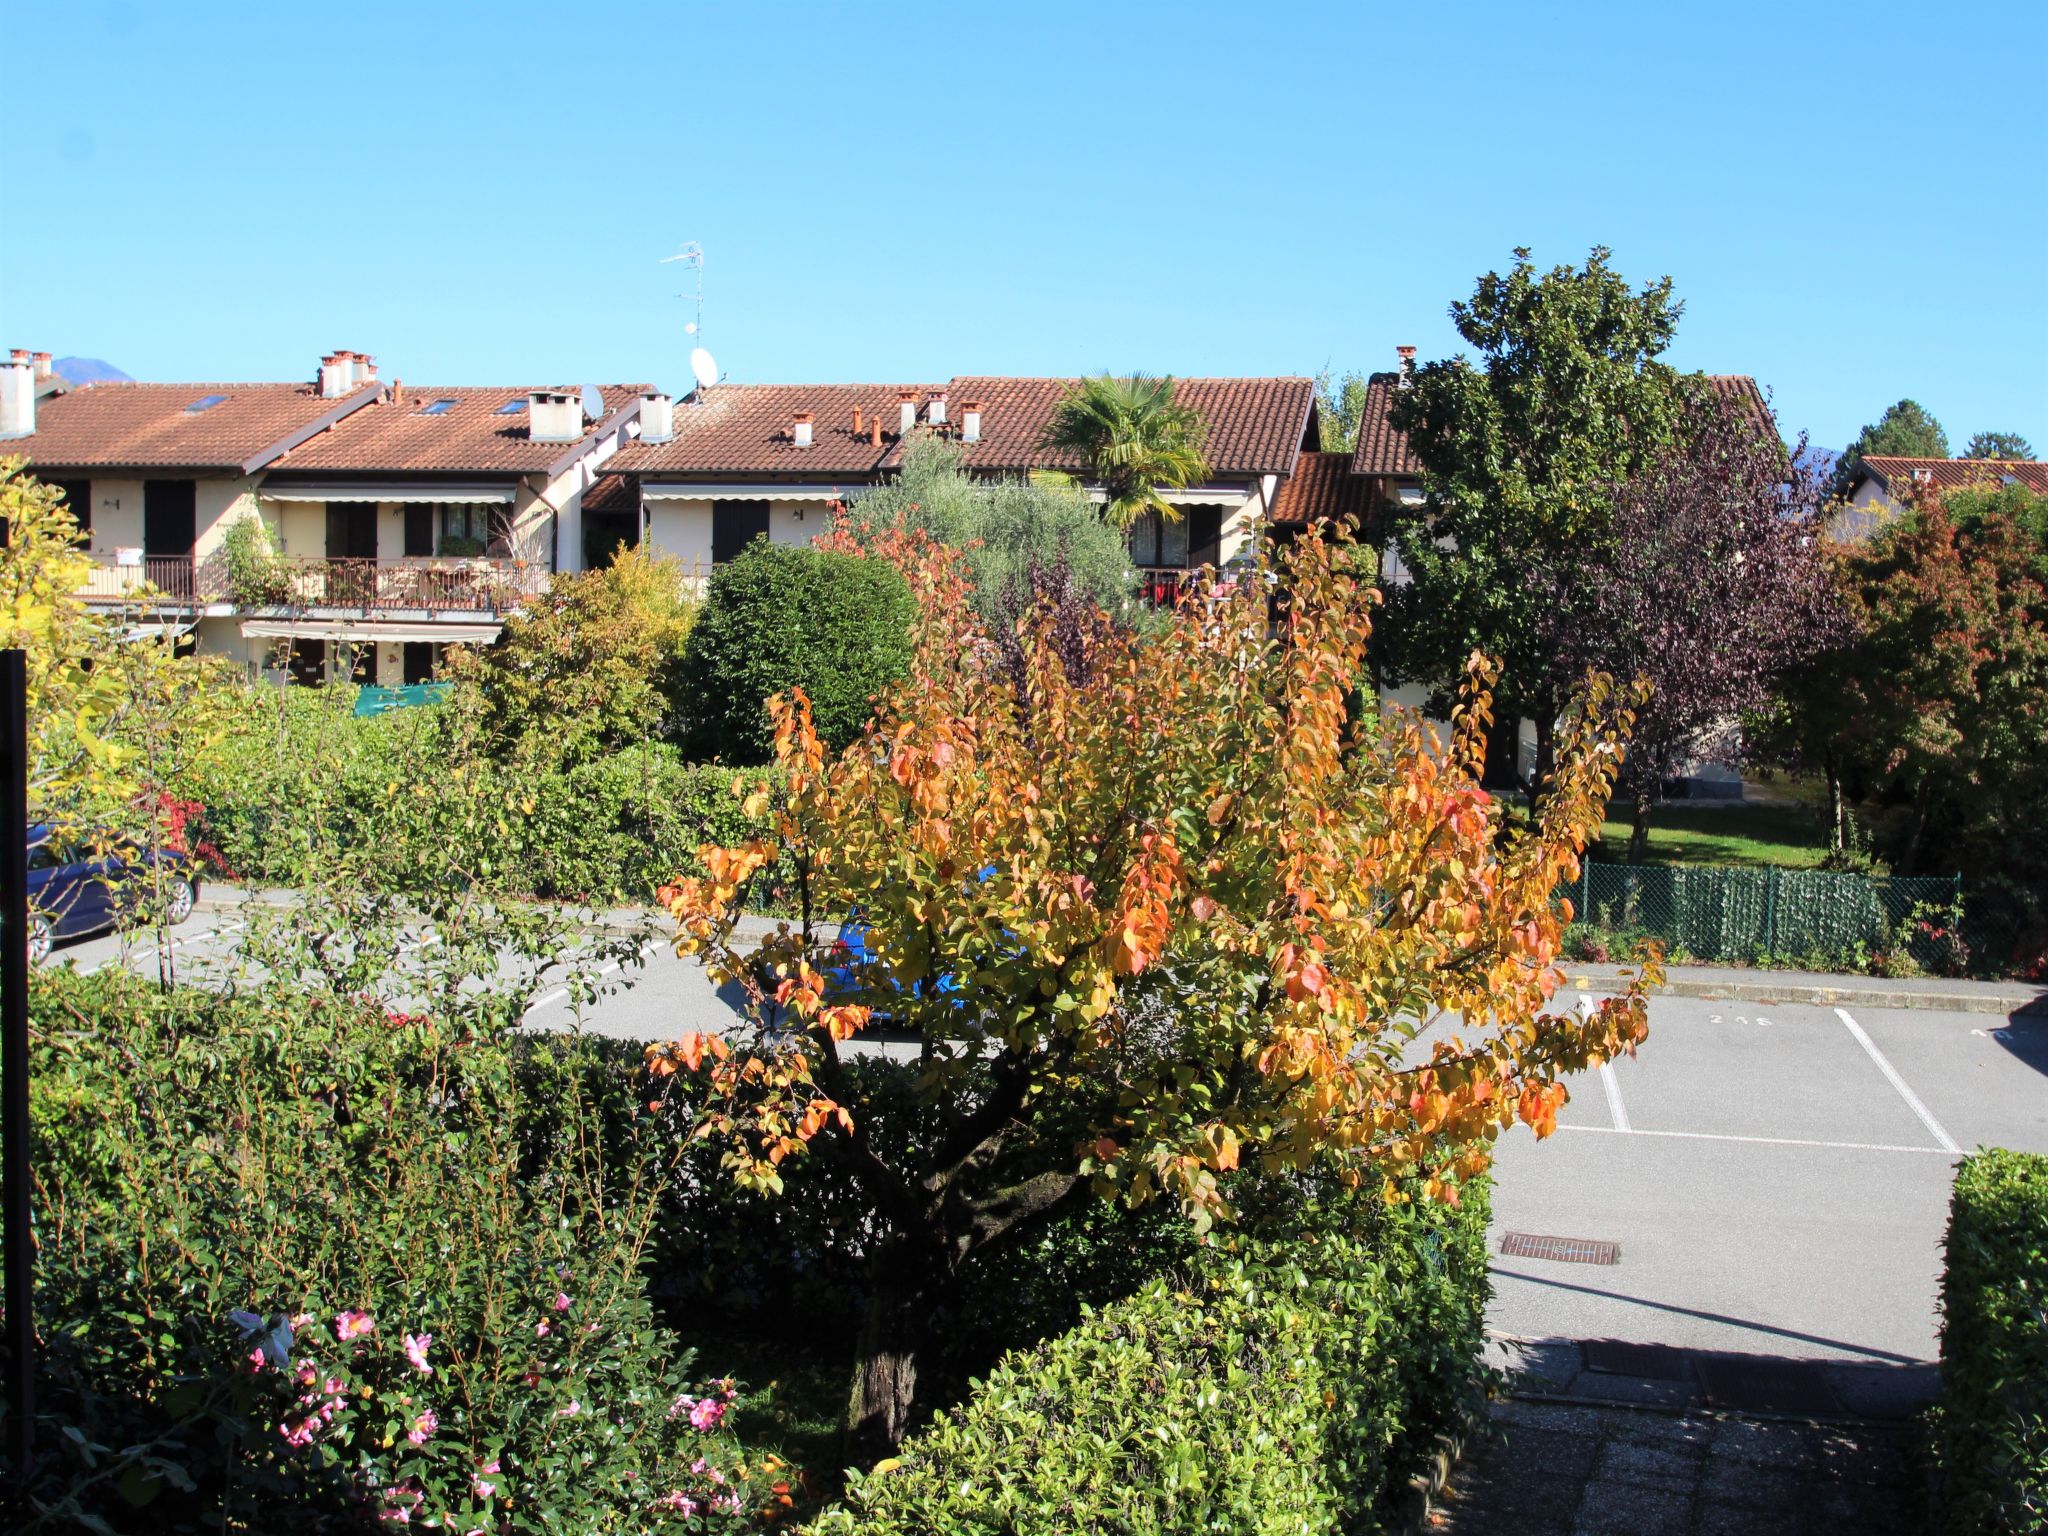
<box><xmin>1587</xmin><ymin>798</ymin><xmax>1832</xmax><ymax>869</ymax></box>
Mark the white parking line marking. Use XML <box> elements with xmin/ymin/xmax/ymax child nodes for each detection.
<box><xmin>1580</xmin><ymin>992</ymin><xmax>1633</xmax><ymax>1132</ymax></box>
<box><xmin>521</xmin><ymin>941</ymin><xmax>663</xmax><ymax>1018</ymax></box>
<box><xmin>76</xmin><ymin>919</ymin><xmax>248</xmax><ymax>975</ymax></box>
<box><xmin>1559</xmin><ymin>1124</ymin><xmax>1953</xmax><ymax>1156</ymax></box>
<box><xmin>1834</xmin><ymin>1007</ymin><xmax>1960</xmax><ymax>1154</ymax></box>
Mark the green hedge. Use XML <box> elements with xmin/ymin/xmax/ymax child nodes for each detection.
<box><xmin>810</xmin><ymin>1179</ymin><xmax>1491</xmax><ymax>1536</ymax></box>
<box><xmin>1940</xmin><ymin>1149</ymin><xmax>2048</xmax><ymax>1534</ymax></box>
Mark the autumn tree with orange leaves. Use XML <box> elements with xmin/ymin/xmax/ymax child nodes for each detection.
<box><xmin>648</xmin><ymin>515</ymin><xmax>1656</xmax><ymax>1453</ymax></box>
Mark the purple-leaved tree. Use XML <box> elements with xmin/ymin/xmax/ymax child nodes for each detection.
<box><xmin>1533</xmin><ymin>391</ymin><xmax>1846</xmax><ymax>861</ymax></box>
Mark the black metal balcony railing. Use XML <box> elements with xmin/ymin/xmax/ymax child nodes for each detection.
<box><xmin>1136</xmin><ymin>567</ymin><xmax>1189</xmax><ymax>607</ymax></box>
<box><xmin>76</xmin><ymin>555</ymin><xmax>548</xmax><ymax>615</ymax></box>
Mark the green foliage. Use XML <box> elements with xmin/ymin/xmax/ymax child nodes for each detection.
<box><xmin>443</xmin><ymin>545</ymin><xmax>699</xmax><ymax>766</ymax></box>
<box><xmin>1380</xmin><ymin>246</ymin><xmax>1695</xmax><ymax>736</ymax></box>
<box><xmin>680</xmin><ymin>541</ymin><xmax>916</xmax><ymax>764</ymax></box>
<box><xmin>176</xmin><ymin>687</ymin><xmax>788</xmax><ymax>905</ymax></box>
<box><xmin>1964</xmin><ymin>430</ymin><xmax>2036</xmax><ymax>462</ymax></box>
<box><xmin>219</xmin><ymin>516</ymin><xmax>296</xmax><ymax>606</ymax></box>
<box><xmin>12</xmin><ymin>952</ymin><xmax>783</xmax><ymax>1532</ymax></box>
<box><xmin>1834</xmin><ymin>398</ymin><xmax>1950</xmax><ymax>496</ymax></box>
<box><xmin>1944</xmin><ymin>480</ymin><xmax>2048</xmax><ymax>575</ymax></box>
<box><xmin>1314</xmin><ymin>369</ymin><xmax>1371</xmax><ymax>453</ymax></box>
<box><xmin>1035</xmin><ymin>374</ymin><xmax>1211</xmax><ymax>531</ymax></box>
<box><xmin>809</xmin><ymin>1177</ymin><xmax>1492</xmax><ymax>1536</ymax></box>
<box><xmin>846</xmin><ymin>433</ymin><xmax>1135</xmax><ymax>619</ymax></box>
<box><xmin>1939</xmin><ymin>1150</ymin><xmax>2048</xmax><ymax>1535</ymax></box>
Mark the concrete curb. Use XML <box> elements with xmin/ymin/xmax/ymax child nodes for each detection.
<box><xmin>1562</xmin><ymin>969</ymin><xmax>2047</xmax><ymax>1017</ymax></box>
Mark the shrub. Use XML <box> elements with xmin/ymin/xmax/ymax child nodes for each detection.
<box><xmin>219</xmin><ymin>515</ymin><xmax>296</xmax><ymax>606</ymax></box>
<box><xmin>1939</xmin><ymin>1149</ymin><xmax>2048</xmax><ymax>1535</ymax></box>
<box><xmin>808</xmin><ymin>1177</ymin><xmax>1492</xmax><ymax>1535</ymax></box>
<box><xmin>843</xmin><ymin>433</ymin><xmax>1135</xmax><ymax>621</ymax></box>
<box><xmin>10</xmin><ymin>960</ymin><xmax>793</xmax><ymax>1533</ymax></box>
<box><xmin>442</xmin><ymin>545</ymin><xmax>699</xmax><ymax>766</ymax></box>
<box><xmin>679</xmin><ymin>542</ymin><xmax>916</xmax><ymax>763</ymax></box>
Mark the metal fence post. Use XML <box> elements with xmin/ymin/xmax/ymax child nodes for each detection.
<box><xmin>1764</xmin><ymin>866</ymin><xmax>1780</xmax><ymax>959</ymax></box>
<box><xmin>2</xmin><ymin>644</ymin><xmax>31</xmax><ymax>1479</ymax></box>
<box><xmin>1580</xmin><ymin>859</ymin><xmax>1592</xmax><ymax>925</ymax></box>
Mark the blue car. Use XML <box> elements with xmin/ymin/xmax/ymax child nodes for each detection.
<box><xmin>26</xmin><ymin>824</ymin><xmax>201</xmax><ymax>962</ymax></box>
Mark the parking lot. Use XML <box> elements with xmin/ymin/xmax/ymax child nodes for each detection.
<box><xmin>47</xmin><ymin>902</ymin><xmax>2048</xmax><ymax>1365</ymax></box>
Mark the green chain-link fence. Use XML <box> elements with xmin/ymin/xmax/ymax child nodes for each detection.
<box><xmin>1568</xmin><ymin>861</ymin><xmax>2036</xmax><ymax>976</ymax></box>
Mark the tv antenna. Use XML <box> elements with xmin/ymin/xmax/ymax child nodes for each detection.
<box><xmin>661</xmin><ymin>241</ymin><xmax>720</xmax><ymax>394</ymax></box>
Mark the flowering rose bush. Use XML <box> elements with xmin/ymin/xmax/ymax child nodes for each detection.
<box><xmin>10</xmin><ymin>952</ymin><xmax>799</xmax><ymax>1532</ymax></box>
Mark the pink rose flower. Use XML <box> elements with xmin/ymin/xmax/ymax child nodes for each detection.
<box><xmin>335</xmin><ymin>1309</ymin><xmax>375</xmax><ymax>1341</ymax></box>
<box><xmin>552</xmin><ymin>1292</ymin><xmax>572</xmax><ymax>1311</ymax></box>
<box><xmin>689</xmin><ymin>1396</ymin><xmax>726</xmax><ymax>1432</ymax></box>
<box><xmin>535</xmin><ymin>1321</ymin><xmax>550</xmax><ymax>1338</ymax></box>
<box><xmin>407</xmin><ymin>1410</ymin><xmax>437</xmax><ymax>1445</ymax></box>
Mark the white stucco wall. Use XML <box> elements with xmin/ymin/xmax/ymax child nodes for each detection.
<box><xmin>83</xmin><ymin>478</ymin><xmax>144</xmax><ymax>559</ymax></box>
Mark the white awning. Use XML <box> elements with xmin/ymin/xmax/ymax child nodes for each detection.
<box><xmin>640</xmin><ymin>483</ymin><xmax>850</xmax><ymax>502</ymax></box>
<box><xmin>241</xmin><ymin>620</ymin><xmax>503</xmax><ymax>644</ymax></box>
<box><xmin>1083</xmin><ymin>487</ymin><xmax>1251</xmax><ymax>507</ymax></box>
<box><xmin>258</xmin><ymin>483</ymin><xmax>517</xmax><ymax>504</ymax></box>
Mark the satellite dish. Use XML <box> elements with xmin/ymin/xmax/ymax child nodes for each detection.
<box><xmin>689</xmin><ymin>347</ymin><xmax>719</xmax><ymax>390</ymax></box>
<box><xmin>580</xmin><ymin>384</ymin><xmax>605</xmax><ymax>421</ymax></box>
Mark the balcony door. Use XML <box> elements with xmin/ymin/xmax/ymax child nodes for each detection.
<box><xmin>326</xmin><ymin>501</ymin><xmax>379</xmax><ymax>559</ymax></box>
<box><xmin>711</xmin><ymin>500</ymin><xmax>770</xmax><ymax>565</ymax></box>
<box><xmin>143</xmin><ymin>480</ymin><xmax>196</xmax><ymax>596</ymax></box>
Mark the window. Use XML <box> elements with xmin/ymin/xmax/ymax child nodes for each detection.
<box><xmin>402</xmin><ymin>503</ymin><xmax>435</xmax><ymax>557</ymax></box>
<box><xmin>184</xmin><ymin>394</ymin><xmax>229</xmax><ymax>413</ymax></box>
<box><xmin>439</xmin><ymin>505</ymin><xmax>493</xmax><ymax>554</ymax></box>
<box><xmin>51</xmin><ymin>479</ymin><xmax>90</xmax><ymax>540</ymax></box>
<box><xmin>286</xmin><ymin>639</ymin><xmax>326</xmax><ymax>687</ymax></box>
<box><xmin>1126</xmin><ymin>505</ymin><xmax>1223</xmax><ymax>569</ymax></box>
<box><xmin>419</xmin><ymin>399</ymin><xmax>458</xmax><ymax>415</ymax></box>
<box><xmin>495</xmin><ymin>399</ymin><xmax>527</xmax><ymax>415</ymax></box>
<box><xmin>711</xmin><ymin>500</ymin><xmax>770</xmax><ymax>564</ymax></box>
<box><xmin>402</xmin><ymin>642</ymin><xmax>436</xmax><ymax>686</ymax></box>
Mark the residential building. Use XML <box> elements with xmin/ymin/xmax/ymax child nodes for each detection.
<box><xmin>601</xmin><ymin>375</ymin><xmax>1320</xmax><ymax>599</ymax></box>
<box><xmin>3</xmin><ymin>348</ymin><xmax>646</xmax><ymax>682</ymax></box>
<box><xmin>1838</xmin><ymin>455</ymin><xmax>2048</xmax><ymax>540</ymax></box>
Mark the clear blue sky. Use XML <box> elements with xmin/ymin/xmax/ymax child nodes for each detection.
<box><xmin>3</xmin><ymin>0</ymin><xmax>2043</xmax><ymax>455</ymax></box>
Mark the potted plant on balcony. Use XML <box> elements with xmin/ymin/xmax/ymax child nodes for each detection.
<box><xmin>221</xmin><ymin>517</ymin><xmax>296</xmax><ymax>606</ymax></box>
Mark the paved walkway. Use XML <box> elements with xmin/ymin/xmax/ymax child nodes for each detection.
<box><xmin>1431</xmin><ymin>1397</ymin><xmax>1923</xmax><ymax>1535</ymax></box>
<box><xmin>1429</xmin><ymin>1338</ymin><xmax>1934</xmax><ymax>1534</ymax></box>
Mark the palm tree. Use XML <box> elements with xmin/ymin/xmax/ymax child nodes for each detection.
<box><xmin>1037</xmin><ymin>373</ymin><xmax>1211</xmax><ymax>530</ymax></box>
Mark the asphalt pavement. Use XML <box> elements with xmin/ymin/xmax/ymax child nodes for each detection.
<box><xmin>42</xmin><ymin>900</ymin><xmax>2048</xmax><ymax>1371</ymax></box>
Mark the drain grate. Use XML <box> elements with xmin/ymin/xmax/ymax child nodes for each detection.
<box><xmin>1501</xmin><ymin>1231</ymin><xmax>1620</xmax><ymax>1266</ymax></box>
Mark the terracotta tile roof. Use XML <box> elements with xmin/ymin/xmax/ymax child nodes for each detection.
<box><xmin>1348</xmin><ymin>371</ymin><xmax>1771</xmax><ymax>478</ymax></box>
<box><xmin>609</xmin><ymin>383</ymin><xmax>938</xmax><ymax>477</ymax></box>
<box><xmin>16</xmin><ymin>381</ymin><xmax>379</xmax><ymax>472</ymax></box>
<box><xmin>1269</xmin><ymin>451</ymin><xmax>1374</xmax><ymax>527</ymax></box>
<box><xmin>900</xmin><ymin>376</ymin><xmax>1315</xmax><ymax>477</ymax></box>
<box><xmin>1349</xmin><ymin>372</ymin><xmax>1420</xmax><ymax>478</ymax></box>
<box><xmin>581</xmin><ymin>472</ymin><xmax>638</xmax><ymax>516</ymax></box>
<box><xmin>1860</xmin><ymin>456</ymin><xmax>2048</xmax><ymax>495</ymax></box>
<box><xmin>271</xmin><ymin>383</ymin><xmax>649</xmax><ymax>474</ymax></box>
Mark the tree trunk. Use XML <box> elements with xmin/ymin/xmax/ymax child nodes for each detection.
<box><xmin>1482</xmin><ymin>712</ymin><xmax>1521</xmax><ymax>792</ymax></box>
<box><xmin>846</xmin><ymin>1237</ymin><xmax>938</xmax><ymax>1459</ymax></box>
<box><xmin>1531</xmin><ymin>705</ymin><xmax>1556</xmax><ymax>807</ymax></box>
<box><xmin>1627</xmin><ymin>789</ymin><xmax>1652</xmax><ymax>864</ymax></box>
<box><xmin>1826</xmin><ymin>762</ymin><xmax>1846</xmax><ymax>854</ymax></box>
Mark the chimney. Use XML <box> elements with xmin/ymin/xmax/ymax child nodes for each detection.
<box><xmin>852</xmin><ymin>405</ymin><xmax>864</xmax><ymax>435</ymax></box>
<box><xmin>389</xmin><ymin>378</ymin><xmax>405</xmax><ymax>406</ymax></box>
<box><xmin>869</xmin><ymin>416</ymin><xmax>882</xmax><ymax>447</ymax></box>
<box><xmin>792</xmin><ymin>411</ymin><xmax>814</xmax><ymax>450</ymax></box>
<box><xmin>925</xmin><ymin>390</ymin><xmax>946</xmax><ymax>426</ymax></box>
<box><xmin>319</xmin><ymin>353</ymin><xmax>350</xmax><ymax>398</ymax></box>
<box><xmin>529</xmin><ymin>389</ymin><xmax>582</xmax><ymax>443</ymax></box>
<box><xmin>32</xmin><ymin>351</ymin><xmax>53</xmax><ymax>380</ymax></box>
<box><xmin>897</xmin><ymin>390</ymin><xmax>917</xmax><ymax>437</ymax></box>
<box><xmin>960</xmin><ymin>400</ymin><xmax>983</xmax><ymax>444</ymax></box>
<box><xmin>0</xmin><ymin>350</ymin><xmax>34</xmax><ymax>438</ymax></box>
<box><xmin>332</xmin><ymin>349</ymin><xmax>356</xmax><ymax>388</ymax></box>
<box><xmin>641</xmin><ymin>390</ymin><xmax>674</xmax><ymax>444</ymax></box>
<box><xmin>355</xmin><ymin>353</ymin><xmax>377</xmax><ymax>386</ymax></box>
<box><xmin>1396</xmin><ymin>345</ymin><xmax>1416</xmax><ymax>387</ymax></box>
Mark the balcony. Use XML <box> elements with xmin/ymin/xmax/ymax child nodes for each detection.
<box><xmin>76</xmin><ymin>555</ymin><xmax>548</xmax><ymax>616</ymax></box>
<box><xmin>1135</xmin><ymin>567</ymin><xmax>1190</xmax><ymax>608</ymax></box>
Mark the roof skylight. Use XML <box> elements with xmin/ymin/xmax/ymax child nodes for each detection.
<box><xmin>420</xmin><ymin>399</ymin><xmax>458</xmax><ymax>415</ymax></box>
<box><xmin>184</xmin><ymin>394</ymin><xmax>229</xmax><ymax>413</ymax></box>
<box><xmin>495</xmin><ymin>399</ymin><xmax>526</xmax><ymax>415</ymax></box>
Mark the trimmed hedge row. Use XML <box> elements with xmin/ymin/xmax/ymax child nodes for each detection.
<box><xmin>810</xmin><ymin>1180</ymin><xmax>1491</xmax><ymax>1536</ymax></box>
<box><xmin>1940</xmin><ymin>1148</ymin><xmax>2048</xmax><ymax>1534</ymax></box>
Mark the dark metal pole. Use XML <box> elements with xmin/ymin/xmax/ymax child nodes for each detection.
<box><xmin>2</xmin><ymin>524</ymin><xmax>33</xmax><ymax>1476</ymax></box>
